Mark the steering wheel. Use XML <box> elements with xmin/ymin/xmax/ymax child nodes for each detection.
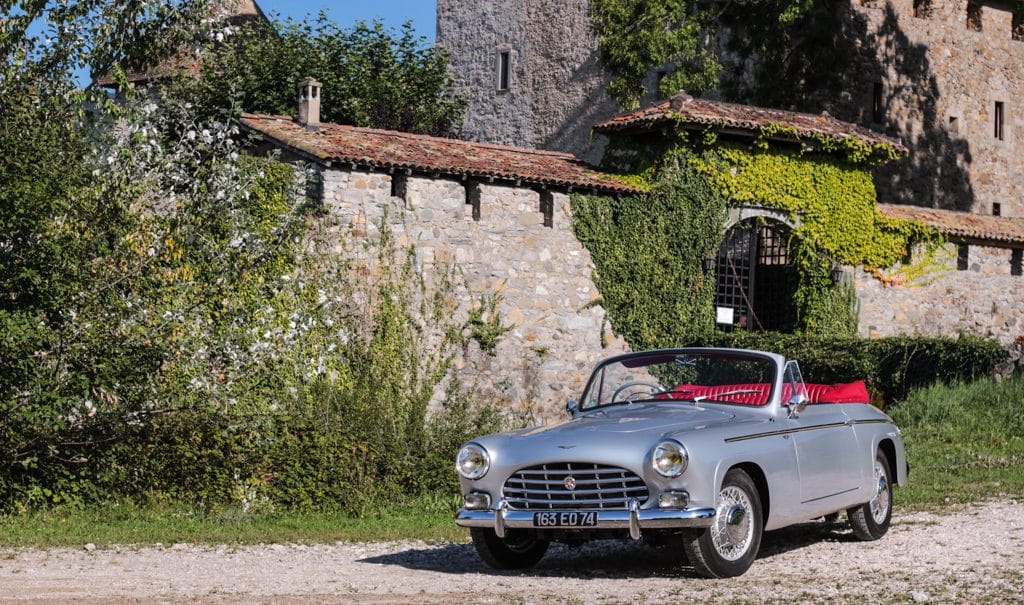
<box><xmin>611</xmin><ymin>381</ymin><xmax>666</xmax><ymax>402</ymax></box>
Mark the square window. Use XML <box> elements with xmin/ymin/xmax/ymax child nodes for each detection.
<box><xmin>967</xmin><ymin>1</ymin><xmax>983</xmax><ymax>31</ymax></box>
<box><xmin>497</xmin><ymin>50</ymin><xmax>511</xmax><ymax>92</ymax></box>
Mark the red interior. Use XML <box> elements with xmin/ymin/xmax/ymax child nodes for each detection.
<box><xmin>657</xmin><ymin>380</ymin><xmax>869</xmax><ymax>406</ymax></box>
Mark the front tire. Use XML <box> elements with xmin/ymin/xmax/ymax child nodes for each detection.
<box><xmin>470</xmin><ymin>528</ymin><xmax>549</xmax><ymax>569</ymax></box>
<box><xmin>848</xmin><ymin>449</ymin><xmax>893</xmax><ymax>541</ymax></box>
<box><xmin>683</xmin><ymin>468</ymin><xmax>763</xmax><ymax>578</ymax></box>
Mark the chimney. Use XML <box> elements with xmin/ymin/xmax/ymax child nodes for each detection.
<box><xmin>297</xmin><ymin>77</ymin><xmax>322</xmax><ymax>131</ymax></box>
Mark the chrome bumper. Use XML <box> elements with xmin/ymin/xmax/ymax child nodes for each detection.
<box><xmin>455</xmin><ymin>499</ymin><xmax>716</xmax><ymax>541</ymax></box>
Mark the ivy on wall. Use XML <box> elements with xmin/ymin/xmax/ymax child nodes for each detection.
<box><xmin>575</xmin><ymin>125</ymin><xmax>941</xmax><ymax>342</ymax></box>
<box><xmin>571</xmin><ymin>160</ymin><xmax>726</xmax><ymax>350</ymax></box>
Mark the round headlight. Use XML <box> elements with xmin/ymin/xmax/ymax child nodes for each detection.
<box><xmin>652</xmin><ymin>440</ymin><xmax>688</xmax><ymax>477</ymax></box>
<box><xmin>456</xmin><ymin>443</ymin><xmax>490</xmax><ymax>480</ymax></box>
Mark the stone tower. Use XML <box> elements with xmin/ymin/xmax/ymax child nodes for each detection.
<box><xmin>436</xmin><ymin>0</ymin><xmax>618</xmax><ymax>162</ymax></box>
<box><xmin>439</xmin><ymin>0</ymin><xmax>1024</xmax><ymax>218</ymax></box>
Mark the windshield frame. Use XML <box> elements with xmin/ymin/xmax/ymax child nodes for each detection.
<box><xmin>578</xmin><ymin>348</ymin><xmax>784</xmax><ymax>411</ymax></box>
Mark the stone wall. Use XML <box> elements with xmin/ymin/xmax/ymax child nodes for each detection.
<box><xmin>850</xmin><ymin>0</ymin><xmax>1024</xmax><ymax>217</ymax></box>
<box><xmin>856</xmin><ymin>242</ymin><xmax>1024</xmax><ymax>344</ymax></box>
<box><xmin>319</xmin><ymin>167</ymin><xmax>627</xmax><ymax>422</ymax></box>
<box><xmin>436</xmin><ymin>0</ymin><xmax>618</xmax><ymax>163</ymax></box>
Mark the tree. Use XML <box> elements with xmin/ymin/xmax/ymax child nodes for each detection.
<box><xmin>173</xmin><ymin>15</ymin><xmax>466</xmax><ymax>137</ymax></box>
<box><xmin>588</xmin><ymin>0</ymin><xmax>859</xmax><ymax>112</ymax></box>
<box><xmin>589</xmin><ymin>0</ymin><xmax>721</xmax><ymax>109</ymax></box>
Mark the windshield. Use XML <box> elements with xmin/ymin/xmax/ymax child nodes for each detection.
<box><xmin>580</xmin><ymin>350</ymin><xmax>777</xmax><ymax>410</ymax></box>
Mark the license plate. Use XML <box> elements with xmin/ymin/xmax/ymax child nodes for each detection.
<box><xmin>532</xmin><ymin>511</ymin><xmax>598</xmax><ymax>527</ymax></box>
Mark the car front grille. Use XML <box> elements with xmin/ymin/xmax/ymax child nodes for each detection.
<box><xmin>502</xmin><ymin>462</ymin><xmax>649</xmax><ymax>511</ymax></box>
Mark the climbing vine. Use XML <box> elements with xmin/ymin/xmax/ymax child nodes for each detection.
<box><xmin>571</xmin><ymin>160</ymin><xmax>726</xmax><ymax>350</ymax></box>
<box><xmin>576</xmin><ymin>126</ymin><xmax>941</xmax><ymax>342</ymax></box>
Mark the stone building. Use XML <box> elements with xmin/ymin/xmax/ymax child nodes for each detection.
<box><xmin>239</xmin><ymin>81</ymin><xmax>629</xmax><ymax>415</ymax></box>
<box><xmin>437</xmin><ymin>0</ymin><xmax>1024</xmax><ymax>217</ymax></box>
<box><xmin>436</xmin><ymin>0</ymin><xmax>617</xmax><ymax>163</ymax></box>
<box><xmin>592</xmin><ymin>92</ymin><xmax>1024</xmax><ymax>345</ymax></box>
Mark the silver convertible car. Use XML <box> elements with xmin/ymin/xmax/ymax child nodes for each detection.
<box><xmin>455</xmin><ymin>348</ymin><xmax>908</xmax><ymax>578</ymax></box>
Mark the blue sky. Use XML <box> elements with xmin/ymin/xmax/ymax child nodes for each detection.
<box><xmin>258</xmin><ymin>0</ymin><xmax>436</xmax><ymax>40</ymax></box>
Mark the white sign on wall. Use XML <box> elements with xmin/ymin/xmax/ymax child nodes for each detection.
<box><xmin>716</xmin><ymin>306</ymin><xmax>735</xmax><ymax>325</ymax></box>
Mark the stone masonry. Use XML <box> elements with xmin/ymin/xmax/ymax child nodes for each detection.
<box><xmin>856</xmin><ymin>241</ymin><xmax>1024</xmax><ymax>344</ymax></box>
<box><xmin>436</xmin><ymin>0</ymin><xmax>618</xmax><ymax>163</ymax></box>
<box><xmin>318</xmin><ymin>167</ymin><xmax>627</xmax><ymax>421</ymax></box>
<box><xmin>851</xmin><ymin>0</ymin><xmax>1024</xmax><ymax>217</ymax></box>
<box><xmin>439</xmin><ymin>0</ymin><xmax>1024</xmax><ymax>217</ymax></box>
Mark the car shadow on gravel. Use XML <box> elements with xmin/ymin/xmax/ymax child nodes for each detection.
<box><xmin>359</xmin><ymin>519</ymin><xmax>856</xmax><ymax>578</ymax></box>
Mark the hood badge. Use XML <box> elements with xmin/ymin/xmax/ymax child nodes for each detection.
<box><xmin>563</xmin><ymin>476</ymin><xmax>577</xmax><ymax>491</ymax></box>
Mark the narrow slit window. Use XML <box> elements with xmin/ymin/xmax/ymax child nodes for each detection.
<box><xmin>466</xmin><ymin>182</ymin><xmax>481</xmax><ymax>221</ymax></box>
<box><xmin>497</xmin><ymin>51</ymin><xmax>511</xmax><ymax>92</ymax></box>
<box><xmin>872</xmin><ymin>82</ymin><xmax>884</xmax><ymax>123</ymax></box>
<box><xmin>391</xmin><ymin>172</ymin><xmax>407</xmax><ymax>201</ymax></box>
<box><xmin>994</xmin><ymin>101</ymin><xmax>1005</xmax><ymax>140</ymax></box>
<box><xmin>539</xmin><ymin>191</ymin><xmax>554</xmax><ymax>228</ymax></box>
<box><xmin>957</xmin><ymin>244</ymin><xmax>970</xmax><ymax>271</ymax></box>
<box><xmin>1012</xmin><ymin>250</ymin><xmax>1023</xmax><ymax>277</ymax></box>
<box><xmin>949</xmin><ymin>115</ymin><xmax>959</xmax><ymax>134</ymax></box>
<box><xmin>993</xmin><ymin>202</ymin><xmax>1002</xmax><ymax>216</ymax></box>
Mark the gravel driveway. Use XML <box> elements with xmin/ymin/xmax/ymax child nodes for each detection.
<box><xmin>2</xmin><ymin>500</ymin><xmax>1022</xmax><ymax>604</ymax></box>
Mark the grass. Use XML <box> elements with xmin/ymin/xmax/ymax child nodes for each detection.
<box><xmin>0</xmin><ymin>496</ymin><xmax>465</xmax><ymax>548</ymax></box>
<box><xmin>2</xmin><ymin>376</ymin><xmax>1022</xmax><ymax>548</ymax></box>
<box><xmin>889</xmin><ymin>375</ymin><xmax>1024</xmax><ymax>509</ymax></box>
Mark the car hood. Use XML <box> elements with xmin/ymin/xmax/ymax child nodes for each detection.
<box><xmin>476</xmin><ymin>403</ymin><xmax>740</xmax><ymax>465</ymax></box>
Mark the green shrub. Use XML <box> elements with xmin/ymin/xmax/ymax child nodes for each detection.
<box><xmin>685</xmin><ymin>332</ymin><xmax>1007</xmax><ymax>406</ymax></box>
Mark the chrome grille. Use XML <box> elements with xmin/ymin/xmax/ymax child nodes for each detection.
<box><xmin>502</xmin><ymin>463</ymin><xmax>649</xmax><ymax>511</ymax></box>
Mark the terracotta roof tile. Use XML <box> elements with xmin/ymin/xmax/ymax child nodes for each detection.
<box><xmin>239</xmin><ymin>114</ymin><xmax>638</xmax><ymax>194</ymax></box>
<box><xmin>878</xmin><ymin>203</ymin><xmax>1024</xmax><ymax>247</ymax></box>
<box><xmin>595</xmin><ymin>92</ymin><xmax>906</xmax><ymax>155</ymax></box>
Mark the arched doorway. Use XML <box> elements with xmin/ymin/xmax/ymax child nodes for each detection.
<box><xmin>714</xmin><ymin>218</ymin><xmax>799</xmax><ymax>332</ymax></box>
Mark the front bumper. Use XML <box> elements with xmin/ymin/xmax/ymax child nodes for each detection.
<box><xmin>455</xmin><ymin>498</ymin><xmax>716</xmax><ymax>541</ymax></box>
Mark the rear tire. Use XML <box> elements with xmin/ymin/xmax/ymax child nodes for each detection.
<box><xmin>470</xmin><ymin>528</ymin><xmax>549</xmax><ymax>569</ymax></box>
<box><xmin>683</xmin><ymin>468</ymin><xmax>763</xmax><ymax>578</ymax></box>
<box><xmin>847</xmin><ymin>449</ymin><xmax>893</xmax><ymax>541</ymax></box>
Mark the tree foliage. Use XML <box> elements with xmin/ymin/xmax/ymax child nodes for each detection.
<box><xmin>589</xmin><ymin>0</ymin><xmax>720</xmax><ymax>109</ymax></box>
<box><xmin>173</xmin><ymin>15</ymin><xmax>466</xmax><ymax>136</ymax></box>
<box><xmin>0</xmin><ymin>1</ymin><xmax>491</xmax><ymax>512</ymax></box>
<box><xmin>589</xmin><ymin>0</ymin><xmax>866</xmax><ymax>111</ymax></box>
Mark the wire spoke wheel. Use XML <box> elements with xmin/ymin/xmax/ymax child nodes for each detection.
<box><xmin>711</xmin><ymin>486</ymin><xmax>755</xmax><ymax>561</ymax></box>
<box><xmin>869</xmin><ymin>457</ymin><xmax>891</xmax><ymax>525</ymax></box>
<box><xmin>683</xmin><ymin>468</ymin><xmax>763</xmax><ymax>578</ymax></box>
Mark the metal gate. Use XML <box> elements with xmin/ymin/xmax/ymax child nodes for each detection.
<box><xmin>714</xmin><ymin>219</ymin><xmax>798</xmax><ymax>332</ymax></box>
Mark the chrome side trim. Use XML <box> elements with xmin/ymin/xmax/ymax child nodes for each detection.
<box><xmin>456</xmin><ymin>506</ymin><xmax>717</xmax><ymax>531</ymax></box>
<box><xmin>724</xmin><ymin>419</ymin><xmax>891</xmax><ymax>443</ymax></box>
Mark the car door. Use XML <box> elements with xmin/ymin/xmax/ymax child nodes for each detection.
<box><xmin>781</xmin><ymin>361</ymin><xmax>862</xmax><ymax>514</ymax></box>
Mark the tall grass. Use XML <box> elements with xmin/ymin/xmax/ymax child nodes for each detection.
<box><xmin>890</xmin><ymin>376</ymin><xmax>1024</xmax><ymax>508</ymax></box>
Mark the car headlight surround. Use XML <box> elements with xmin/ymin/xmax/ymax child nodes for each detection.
<box><xmin>652</xmin><ymin>439</ymin><xmax>688</xmax><ymax>478</ymax></box>
<box><xmin>456</xmin><ymin>442</ymin><xmax>491</xmax><ymax>480</ymax></box>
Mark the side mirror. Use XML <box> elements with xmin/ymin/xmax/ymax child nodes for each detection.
<box><xmin>566</xmin><ymin>399</ymin><xmax>578</xmax><ymax>416</ymax></box>
<box><xmin>788</xmin><ymin>393</ymin><xmax>808</xmax><ymax>416</ymax></box>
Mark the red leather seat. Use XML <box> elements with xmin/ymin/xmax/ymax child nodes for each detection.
<box><xmin>660</xmin><ymin>380</ymin><xmax>870</xmax><ymax>406</ymax></box>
